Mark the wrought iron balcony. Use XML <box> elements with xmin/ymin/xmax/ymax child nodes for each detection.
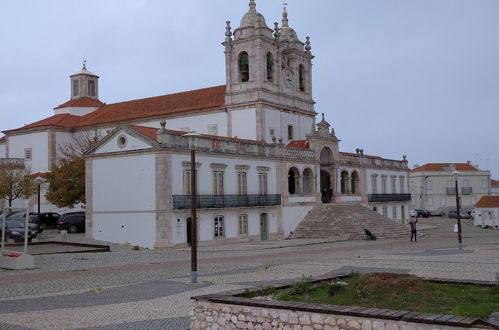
<box><xmin>461</xmin><ymin>187</ymin><xmax>472</xmax><ymax>195</ymax></box>
<box><xmin>173</xmin><ymin>194</ymin><xmax>281</xmax><ymax>209</ymax></box>
<box><xmin>368</xmin><ymin>193</ymin><xmax>412</xmax><ymax>203</ymax></box>
<box><xmin>446</xmin><ymin>187</ymin><xmax>456</xmax><ymax>195</ymax></box>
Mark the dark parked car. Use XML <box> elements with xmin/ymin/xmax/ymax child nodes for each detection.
<box><xmin>414</xmin><ymin>209</ymin><xmax>431</xmax><ymax>218</ymax></box>
<box><xmin>448</xmin><ymin>210</ymin><xmax>473</xmax><ymax>219</ymax></box>
<box><xmin>0</xmin><ymin>220</ymin><xmax>37</xmax><ymax>241</ymax></box>
<box><xmin>30</xmin><ymin>212</ymin><xmax>61</xmax><ymax>229</ymax></box>
<box><xmin>57</xmin><ymin>212</ymin><xmax>85</xmax><ymax>233</ymax></box>
<box><xmin>6</xmin><ymin>211</ymin><xmax>37</xmax><ymax>221</ymax></box>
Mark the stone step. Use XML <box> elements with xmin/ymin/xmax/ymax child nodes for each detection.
<box><xmin>291</xmin><ymin>203</ymin><xmax>409</xmax><ymax>240</ymax></box>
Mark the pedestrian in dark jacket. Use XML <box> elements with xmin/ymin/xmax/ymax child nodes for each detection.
<box><xmin>409</xmin><ymin>216</ymin><xmax>419</xmax><ymax>242</ymax></box>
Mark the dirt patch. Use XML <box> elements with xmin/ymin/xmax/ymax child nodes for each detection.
<box><xmin>357</xmin><ymin>273</ymin><xmax>424</xmax><ymax>292</ymax></box>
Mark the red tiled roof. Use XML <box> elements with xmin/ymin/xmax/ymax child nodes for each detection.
<box><xmin>0</xmin><ymin>136</ymin><xmax>5</xmax><ymax>143</ymax></box>
<box><xmin>411</xmin><ymin>163</ymin><xmax>479</xmax><ymax>172</ymax></box>
<box><xmin>77</xmin><ymin>85</ymin><xmax>226</xmax><ymax>128</ymax></box>
<box><xmin>129</xmin><ymin>125</ymin><xmax>158</xmax><ymax>140</ymax></box>
<box><xmin>54</xmin><ymin>98</ymin><xmax>105</xmax><ymax>109</ymax></box>
<box><xmin>30</xmin><ymin>172</ymin><xmax>48</xmax><ymax>178</ymax></box>
<box><xmin>491</xmin><ymin>179</ymin><xmax>499</xmax><ymax>187</ymax></box>
<box><xmin>287</xmin><ymin>140</ymin><xmax>309</xmax><ymax>149</ymax></box>
<box><xmin>475</xmin><ymin>196</ymin><xmax>499</xmax><ymax>208</ymax></box>
<box><xmin>4</xmin><ymin>114</ymin><xmax>82</xmax><ymax>133</ymax></box>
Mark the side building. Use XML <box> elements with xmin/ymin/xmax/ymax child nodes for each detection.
<box><xmin>409</xmin><ymin>163</ymin><xmax>491</xmax><ymax>215</ymax></box>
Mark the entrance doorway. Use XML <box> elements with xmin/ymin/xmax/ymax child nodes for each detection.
<box><xmin>186</xmin><ymin>217</ymin><xmax>192</xmax><ymax>246</ymax></box>
<box><xmin>320</xmin><ymin>170</ymin><xmax>332</xmax><ymax>203</ymax></box>
<box><xmin>260</xmin><ymin>213</ymin><xmax>268</xmax><ymax>241</ymax></box>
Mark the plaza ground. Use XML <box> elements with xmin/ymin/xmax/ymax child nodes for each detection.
<box><xmin>0</xmin><ymin>217</ymin><xmax>498</xmax><ymax>329</ymax></box>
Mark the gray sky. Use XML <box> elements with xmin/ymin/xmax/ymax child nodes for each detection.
<box><xmin>1</xmin><ymin>0</ymin><xmax>498</xmax><ymax>178</ymax></box>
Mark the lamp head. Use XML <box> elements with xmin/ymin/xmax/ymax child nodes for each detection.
<box><xmin>182</xmin><ymin>131</ymin><xmax>202</xmax><ymax>150</ymax></box>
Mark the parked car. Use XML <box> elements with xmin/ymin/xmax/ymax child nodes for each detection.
<box><xmin>0</xmin><ymin>220</ymin><xmax>37</xmax><ymax>242</ymax></box>
<box><xmin>409</xmin><ymin>210</ymin><xmax>418</xmax><ymax>217</ymax></box>
<box><xmin>57</xmin><ymin>212</ymin><xmax>85</xmax><ymax>233</ymax></box>
<box><xmin>414</xmin><ymin>209</ymin><xmax>431</xmax><ymax>218</ymax></box>
<box><xmin>1</xmin><ymin>217</ymin><xmax>42</xmax><ymax>235</ymax></box>
<box><xmin>448</xmin><ymin>210</ymin><xmax>473</xmax><ymax>220</ymax></box>
<box><xmin>6</xmin><ymin>211</ymin><xmax>37</xmax><ymax>221</ymax></box>
<box><xmin>30</xmin><ymin>212</ymin><xmax>61</xmax><ymax>229</ymax></box>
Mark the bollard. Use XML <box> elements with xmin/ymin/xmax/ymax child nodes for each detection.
<box><xmin>60</xmin><ymin>230</ymin><xmax>68</xmax><ymax>242</ymax></box>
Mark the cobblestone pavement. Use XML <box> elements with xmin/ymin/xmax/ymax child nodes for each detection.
<box><xmin>0</xmin><ymin>218</ymin><xmax>497</xmax><ymax>329</ymax></box>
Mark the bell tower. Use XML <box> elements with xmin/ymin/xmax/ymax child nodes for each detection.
<box><xmin>69</xmin><ymin>61</ymin><xmax>100</xmax><ymax>100</ymax></box>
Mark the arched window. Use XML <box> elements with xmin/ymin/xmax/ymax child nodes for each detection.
<box><xmin>303</xmin><ymin>168</ymin><xmax>314</xmax><ymax>195</ymax></box>
<box><xmin>299</xmin><ymin>64</ymin><xmax>305</xmax><ymax>91</ymax></box>
<box><xmin>239</xmin><ymin>52</ymin><xmax>249</xmax><ymax>82</ymax></box>
<box><xmin>288</xmin><ymin>167</ymin><xmax>300</xmax><ymax>195</ymax></box>
<box><xmin>351</xmin><ymin>171</ymin><xmax>360</xmax><ymax>195</ymax></box>
<box><xmin>266</xmin><ymin>52</ymin><xmax>274</xmax><ymax>81</ymax></box>
<box><xmin>341</xmin><ymin>171</ymin><xmax>349</xmax><ymax>194</ymax></box>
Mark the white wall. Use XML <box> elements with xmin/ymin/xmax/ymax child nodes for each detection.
<box><xmin>473</xmin><ymin>207</ymin><xmax>499</xmax><ymax>228</ymax></box>
<box><xmin>231</xmin><ymin>108</ymin><xmax>256</xmax><ymax>140</ymax></box>
<box><xmin>171</xmin><ymin>153</ymin><xmax>277</xmax><ymax>195</ymax></box>
<box><xmin>140</xmin><ymin>112</ymin><xmax>228</xmax><ymax>137</ymax></box>
<box><xmin>0</xmin><ymin>142</ymin><xmax>6</xmax><ymax>157</ymax></box>
<box><xmin>93</xmin><ymin>213</ymin><xmax>156</xmax><ymax>249</ymax></box>
<box><xmin>91</xmin><ymin>154</ymin><xmax>157</xmax><ymax>248</ymax></box>
<box><xmin>95</xmin><ymin>133</ymin><xmax>153</xmax><ymax>154</ymax></box>
<box><xmin>264</xmin><ymin>108</ymin><xmax>314</xmax><ymax>144</ymax></box>
<box><xmin>54</xmin><ymin>106</ymin><xmax>100</xmax><ymax>116</ymax></box>
<box><xmin>283</xmin><ymin>205</ymin><xmax>314</xmax><ymax>237</ymax></box>
<box><xmin>92</xmin><ymin>154</ymin><xmax>156</xmax><ymax>212</ymax></box>
<box><xmin>366</xmin><ymin>169</ymin><xmax>408</xmax><ymax>194</ymax></box>
<box><xmin>8</xmin><ymin>132</ymin><xmax>49</xmax><ymax>173</ymax></box>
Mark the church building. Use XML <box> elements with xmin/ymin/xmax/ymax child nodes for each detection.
<box><xmin>1</xmin><ymin>1</ymin><xmax>410</xmax><ymax>248</ymax></box>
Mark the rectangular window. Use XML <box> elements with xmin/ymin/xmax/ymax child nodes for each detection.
<box><xmin>399</xmin><ymin>177</ymin><xmax>405</xmax><ymax>193</ymax></box>
<box><xmin>88</xmin><ymin>80</ymin><xmax>95</xmax><ymax>97</ymax></box>
<box><xmin>383</xmin><ymin>207</ymin><xmax>388</xmax><ymax>216</ymax></box>
<box><xmin>391</xmin><ymin>176</ymin><xmax>397</xmax><ymax>193</ymax></box>
<box><xmin>371</xmin><ymin>176</ymin><xmax>378</xmax><ymax>194</ymax></box>
<box><xmin>426</xmin><ymin>180</ymin><xmax>433</xmax><ymax>191</ymax></box>
<box><xmin>441</xmin><ymin>197</ymin><xmax>447</xmax><ymax>206</ymax></box>
<box><xmin>214</xmin><ymin>215</ymin><xmax>225</xmax><ymax>238</ymax></box>
<box><xmin>392</xmin><ymin>206</ymin><xmax>397</xmax><ymax>220</ymax></box>
<box><xmin>258</xmin><ymin>173</ymin><xmax>268</xmax><ymax>195</ymax></box>
<box><xmin>381</xmin><ymin>176</ymin><xmax>387</xmax><ymax>194</ymax></box>
<box><xmin>213</xmin><ymin>171</ymin><xmax>224</xmax><ymax>195</ymax></box>
<box><xmin>463</xmin><ymin>180</ymin><xmax>469</xmax><ymax>187</ymax></box>
<box><xmin>287</xmin><ymin>125</ymin><xmax>294</xmax><ymax>141</ymax></box>
<box><xmin>24</xmin><ymin>148</ymin><xmax>32</xmax><ymax>160</ymax></box>
<box><xmin>237</xmin><ymin>172</ymin><xmax>247</xmax><ymax>195</ymax></box>
<box><xmin>427</xmin><ymin>197</ymin><xmax>433</xmax><ymax>207</ymax></box>
<box><xmin>183</xmin><ymin>170</ymin><xmax>198</xmax><ymax>195</ymax></box>
<box><xmin>447</xmin><ymin>180</ymin><xmax>454</xmax><ymax>188</ymax></box>
<box><xmin>72</xmin><ymin>80</ymin><xmax>79</xmax><ymax>97</ymax></box>
<box><xmin>239</xmin><ymin>214</ymin><xmax>248</xmax><ymax>236</ymax></box>
<box><xmin>207</xmin><ymin>124</ymin><xmax>218</xmax><ymax>136</ymax></box>
<box><xmin>482</xmin><ymin>180</ymin><xmax>488</xmax><ymax>191</ymax></box>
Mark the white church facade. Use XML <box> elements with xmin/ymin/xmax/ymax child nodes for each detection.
<box><xmin>1</xmin><ymin>1</ymin><xmax>410</xmax><ymax>248</ymax></box>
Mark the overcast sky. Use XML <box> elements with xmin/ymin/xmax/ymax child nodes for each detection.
<box><xmin>1</xmin><ymin>0</ymin><xmax>498</xmax><ymax>178</ymax></box>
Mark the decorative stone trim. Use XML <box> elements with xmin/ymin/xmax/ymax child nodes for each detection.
<box><xmin>257</xmin><ymin>166</ymin><xmax>271</xmax><ymax>172</ymax></box>
<box><xmin>210</xmin><ymin>163</ymin><xmax>228</xmax><ymax>170</ymax></box>
<box><xmin>235</xmin><ymin>165</ymin><xmax>250</xmax><ymax>171</ymax></box>
<box><xmin>181</xmin><ymin>161</ymin><xmax>202</xmax><ymax>169</ymax></box>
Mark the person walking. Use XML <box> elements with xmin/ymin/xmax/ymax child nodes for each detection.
<box><xmin>409</xmin><ymin>216</ymin><xmax>419</xmax><ymax>242</ymax></box>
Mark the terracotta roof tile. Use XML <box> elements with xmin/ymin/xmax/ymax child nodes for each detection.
<box><xmin>4</xmin><ymin>114</ymin><xmax>82</xmax><ymax>133</ymax></box>
<box><xmin>54</xmin><ymin>98</ymin><xmax>105</xmax><ymax>109</ymax></box>
<box><xmin>129</xmin><ymin>125</ymin><xmax>158</xmax><ymax>140</ymax></box>
<box><xmin>475</xmin><ymin>196</ymin><xmax>499</xmax><ymax>208</ymax></box>
<box><xmin>287</xmin><ymin>140</ymin><xmax>309</xmax><ymax>149</ymax></box>
<box><xmin>411</xmin><ymin>163</ymin><xmax>479</xmax><ymax>172</ymax></box>
<box><xmin>77</xmin><ymin>85</ymin><xmax>226</xmax><ymax>128</ymax></box>
<box><xmin>0</xmin><ymin>136</ymin><xmax>5</xmax><ymax>143</ymax></box>
<box><xmin>491</xmin><ymin>179</ymin><xmax>499</xmax><ymax>187</ymax></box>
<box><xmin>30</xmin><ymin>172</ymin><xmax>49</xmax><ymax>178</ymax></box>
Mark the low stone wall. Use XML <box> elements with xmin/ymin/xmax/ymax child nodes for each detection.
<box><xmin>190</xmin><ymin>274</ymin><xmax>498</xmax><ymax>330</ymax></box>
<box><xmin>190</xmin><ymin>299</ymin><xmax>488</xmax><ymax>330</ymax></box>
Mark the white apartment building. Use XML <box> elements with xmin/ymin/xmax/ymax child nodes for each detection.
<box><xmin>409</xmin><ymin>163</ymin><xmax>491</xmax><ymax>215</ymax></box>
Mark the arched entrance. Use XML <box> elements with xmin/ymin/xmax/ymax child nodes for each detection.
<box><xmin>303</xmin><ymin>168</ymin><xmax>314</xmax><ymax>195</ymax></box>
<box><xmin>351</xmin><ymin>171</ymin><xmax>360</xmax><ymax>195</ymax></box>
<box><xmin>288</xmin><ymin>167</ymin><xmax>300</xmax><ymax>195</ymax></box>
<box><xmin>320</xmin><ymin>170</ymin><xmax>332</xmax><ymax>203</ymax></box>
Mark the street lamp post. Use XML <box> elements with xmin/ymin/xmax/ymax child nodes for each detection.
<box><xmin>453</xmin><ymin>171</ymin><xmax>463</xmax><ymax>250</ymax></box>
<box><xmin>34</xmin><ymin>177</ymin><xmax>44</xmax><ymax>221</ymax></box>
<box><xmin>183</xmin><ymin>132</ymin><xmax>201</xmax><ymax>284</ymax></box>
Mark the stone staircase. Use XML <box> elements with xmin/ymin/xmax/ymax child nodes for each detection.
<box><xmin>291</xmin><ymin>203</ymin><xmax>409</xmax><ymax>240</ymax></box>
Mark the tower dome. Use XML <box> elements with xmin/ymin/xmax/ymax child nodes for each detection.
<box><xmin>279</xmin><ymin>6</ymin><xmax>304</xmax><ymax>49</ymax></box>
<box><xmin>239</xmin><ymin>0</ymin><xmax>268</xmax><ymax>29</ymax></box>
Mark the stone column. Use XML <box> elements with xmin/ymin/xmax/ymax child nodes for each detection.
<box><xmin>85</xmin><ymin>158</ymin><xmax>93</xmax><ymax>239</ymax></box>
<box><xmin>155</xmin><ymin>151</ymin><xmax>173</xmax><ymax>248</ymax></box>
